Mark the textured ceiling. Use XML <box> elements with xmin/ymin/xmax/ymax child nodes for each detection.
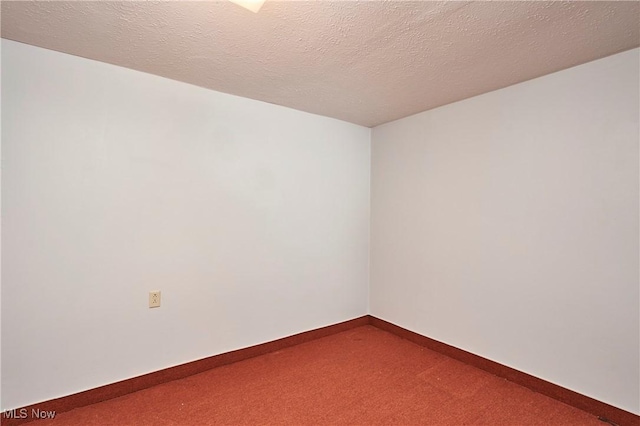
<box><xmin>2</xmin><ymin>1</ymin><xmax>639</xmax><ymax>127</ymax></box>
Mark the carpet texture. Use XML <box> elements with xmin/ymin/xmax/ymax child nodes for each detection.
<box><xmin>37</xmin><ymin>325</ymin><xmax>603</xmax><ymax>425</ymax></box>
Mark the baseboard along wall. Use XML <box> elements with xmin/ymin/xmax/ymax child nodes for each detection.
<box><xmin>2</xmin><ymin>315</ymin><xmax>637</xmax><ymax>426</ymax></box>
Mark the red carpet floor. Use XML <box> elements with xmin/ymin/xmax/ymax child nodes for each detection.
<box><xmin>39</xmin><ymin>325</ymin><xmax>602</xmax><ymax>425</ymax></box>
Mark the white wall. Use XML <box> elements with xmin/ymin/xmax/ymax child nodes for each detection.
<box><xmin>1</xmin><ymin>39</ymin><xmax>370</xmax><ymax>410</ymax></box>
<box><xmin>3</xmin><ymin>39</ymin><xmax>638</xmax><ymax>416</ymax></box>
<box><xmin>371</xmin><ymin>48</ymin><xmax>639</xmax><ymax>414</ymax></box>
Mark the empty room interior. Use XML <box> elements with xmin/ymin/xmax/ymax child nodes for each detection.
<box><xmin>1</xmin><ymin>1</ymin><xmax>639</xmax><ymax>425</ymax></box>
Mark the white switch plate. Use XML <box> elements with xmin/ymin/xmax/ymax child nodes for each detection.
<box><xmin>149</xmin><ymin>291</ymin><xmax>161</xmax><ymax>308</ymax></box>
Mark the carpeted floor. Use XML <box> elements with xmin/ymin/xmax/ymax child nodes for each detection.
<box><xmin>39</xmin><ymin>325</ymin><xmax>602</xmax><ymax>425</ymax></box>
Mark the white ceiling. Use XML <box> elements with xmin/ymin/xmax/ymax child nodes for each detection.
<box><xmin>2</xmin><ymin>1</ymin><xmax>639</xmax><ymax>127</ymax></box>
